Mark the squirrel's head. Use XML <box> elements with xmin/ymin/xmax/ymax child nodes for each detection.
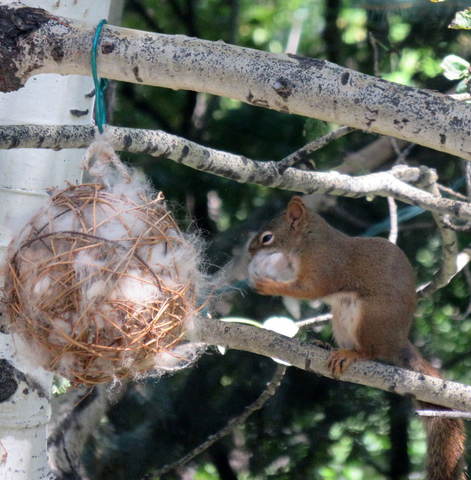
<box><xmin>247</xmin><ymin>197</ymin><xmax>308</xmax><ymax>286</ymax></box>
<box><xmin>248</xmin><ymin>196</ymin><xmax>309</xmax><ymax>257</ymax></box>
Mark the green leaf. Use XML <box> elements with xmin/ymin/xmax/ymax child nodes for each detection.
<box><xmin>440</xmin><ymin>54</ymin><xmax>471</xmax><ymax>80</ymax></box>
<box><xmin>449</xmin><ymin>7</ymin><xmax>471</xmax><ymax>30</ymax></box>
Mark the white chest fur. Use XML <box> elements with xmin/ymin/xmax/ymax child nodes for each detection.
<box><xmin>324</xmin><ymin>293</ymin><xmax>361</xmax><ymax>349</ymax></box>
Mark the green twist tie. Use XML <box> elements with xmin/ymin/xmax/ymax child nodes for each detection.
<box><xmin>92</xmin><ymin>19</ymin><xmax>108</xmax><ymax>133</ymax></box>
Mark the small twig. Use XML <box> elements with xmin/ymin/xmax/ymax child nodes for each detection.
<box><xmin>437</xmin><ymin>183</ymin><xmax>469</xmax><ymax>201</ymax></box>
<box><xmin>452</xmin><ymin>263</ymin><xmax>471</xmax><ymax>320</ymax></box>
<box><xmin>464</xmin><ymin>263</ymin><xmax>471</xmax><ymax>294</ymax></box>
<box><xmin>390</xmin><ymin>138</ymin><xmax>415</xmax><ymax>165</ymax></box>
<box><xmin>295</xmin><ymin>314</ymin><xmax>332</xmax><ymax>329</ymax></box>
<box><xmin>416</xmin><ymin>410</ymin><xmax>471</xmax><ymax>420</ymax></box>
<box><xmin>448</xmin><ymin>93</ymin><xmax>471</xmax><ymax>101</ymax></box>
<box><xmin>390</xmin><ymin>137</ymin><xmax>402</xmax><ymax>156</ymax></box>
<box><xmin>417</xmin><ymin>169</ymin><xmax>460</xmax><ymax>298</ymax></box>
<box><xmin>387</xmin><ymin>197</ymin><xmax>398</xmax><ymax>244</ymax></box>
<box><xmin>396</xmin><ymin>142</ymin><xmax>415</xmax><ymax>163</ymax></box>
<box><xmin>439</xmin><ymin>162</ymin><xmax>471</xmax><ymax>231</ymax></box>
<box><xmin>277</xmin><ymin>126</ymin><xmax>356</xmax><ymax>173</ymax></box>
<box><xmin>144</xmin><ymin>363</ymin><xmax>287</xmax><ymax>479</ymax></box>
<box><xmin>385</xmin><ymin>139</ymin><xmax>404</xmax><ymax>246</ymax></box>
<box><xmin>466</xmin><ymin>161</ymin><xmax>471</xmax><ymax>200</ymax></box>
<box><xmin>368</xmin><ymin>32</ymin><xmax>380</xmax><ymax>77</ymax></box>
<box><xmin>442</xmin><ymin>216</ymin><xmax>471</xmax><ymax>232</ymax></box>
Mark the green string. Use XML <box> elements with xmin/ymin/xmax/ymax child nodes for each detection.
<box><xmin>92</xmin><ymin>19</ymin><xmax>108</xmax><ymax>134</ymax></box>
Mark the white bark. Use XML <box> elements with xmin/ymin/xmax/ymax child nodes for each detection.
<box><xmin>2</xmin><ymin>125</ymin><xmax>471</xmax><ymax>222</ymax></box>
<box><xmin>0</xmin><ymin>2</ymin><xmax>112</xmax><ymax>479</ymax></box>
<box><xmin>417</xmin><ymin>169</ymin><xmax>460</xmax><ymax>298</ymax></box>
<box><xmin>2</xmin><ymin>4</ymin><xmax>471</xmax><ymax>162</ymax></box>
<box><xmin>193</xmin><ymin>317</ymin><xmax>471</xmax><ymax>413</ymax></box>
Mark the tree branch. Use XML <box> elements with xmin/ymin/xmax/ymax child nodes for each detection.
<box><xmin>146</xmin><ymin>363</ymin><xmax>287</xmax><ymax>479</ymax></box>
<box><xmin>277</xmin><ymin>125</ymin><xmax>356</xmax><ymax>172</ymax></box>
<box><xmin>192</xmin><ymin>317</ymin><xmax>471</xmax><ymax>413</ymax></box>
<box><xmin>417</xmin><ymin>410</ymin><xmax>471</xmax><ymax>419</ymax></box>
<box><xmin>2</xmin><ymin>5</ymin><xmax>471</xmax><ymax>161</ymax></box>
<box><xmin>417</xmin><ymin>169</ymin><xmax>461</xmax><ymax>298</ymax></box>
<box><xmin>387</xmin><ymin>196</ymin><xmax>398</xmax><ymax>244</ymax></box>
<box><xmin>1</xmin><ymin>124</ymin><xmax>471</xmax><ymax>221</ymax></box>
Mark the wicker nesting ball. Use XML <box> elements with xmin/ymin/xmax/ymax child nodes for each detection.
<box><xmin>3</xmin><ymin>182</ymin><xmax>201</xmax><ymax>386</ymax></box>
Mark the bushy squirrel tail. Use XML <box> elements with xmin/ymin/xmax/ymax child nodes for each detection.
<box><xmin>402</xmin><ymin>342</ymin><xmax>467</xmax><ymax>480</ymax></box>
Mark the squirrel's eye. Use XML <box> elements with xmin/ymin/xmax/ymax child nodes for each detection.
<box><xmin>260</xmin><ymin>232</ymin><xmax>274</xmax><ymax>245</ymax></box>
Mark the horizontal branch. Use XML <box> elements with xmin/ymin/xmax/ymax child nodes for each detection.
<box><xmin>192</xmin><ymin>317</ymin><xmax>471</xmax><ymax>413</ymax></box>
<box><xmin>417</xmin><ymin>410</ymin><xmax>471</xmax><ymax>419</ymax></box>
<box><xmin>1</xmin><ymin>124</ymin><xmax>471</xmax><ymax>220</ymax></box>
<box><xmin>2</xmin><ymin>5</ymin><xmax>471</xmax><ymax>161</ymax></box>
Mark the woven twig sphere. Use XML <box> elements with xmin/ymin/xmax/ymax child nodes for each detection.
<box><xmin>4</xmin><ymin>182</ymin><xmax>200</xmax><ymax>386</ymax></box>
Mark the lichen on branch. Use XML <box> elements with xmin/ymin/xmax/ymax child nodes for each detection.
<box><xmin>1</xmin><ymin>124</ymin><xmax>471</xmax><ymax>222</ymax></box>
<box><xmin>2</xmin><ymin>4</ymin><xmax>471</xmax><ymax>161</ymax></box>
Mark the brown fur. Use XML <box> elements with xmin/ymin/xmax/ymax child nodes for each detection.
<box><xmin>248</xmin><ymin>196</ymin><xmax>467</xmax><ymax>480</ymax></box>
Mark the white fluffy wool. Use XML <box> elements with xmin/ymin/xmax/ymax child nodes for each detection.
<box><xmin>248</xmin><ymin>251</ymin><xmax>296</xmax><ymax>284</ymax></box>
<box><xmin>3</xmin><ymin>135</ymin><xmax>208</xmax><ymax>385</ymax></box>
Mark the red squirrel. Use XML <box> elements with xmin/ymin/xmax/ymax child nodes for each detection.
<box><xmin>248</xmin><ymin>196</ymin><xmax>466</xmax><ymax>480</ymax></box>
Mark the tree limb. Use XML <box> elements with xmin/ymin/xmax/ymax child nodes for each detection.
<box><xmin>336</xmin><ymin>137</ymin><xmax>410</xmax><ymax>175</ymax></box>
<box><xmin>146</xmin><ymin>363</ymin><xmax>287</xmax><ymax>479</ymax></box>
<box><xmin>387</xmin><ymin>196</ymin><xmax>398</xmax><ymax>244</ymax></box>
<box><xmin>417</xmin><ymin>410</ymin><xmax>471</xmax><ymax>419</ymax></box>
<box><xmin>277</xmin><ymin>125</ymin><xmax>356</xmax><ymax>172</ymax></box>
<box><xmin>2</xmin><ymin>5</ymin><xmax>471</xmax><ymax>162</ymax></box>
<box><xmin>1</xmin><ymin>124</ymin><xmax>471</xmax><ymax>221</ymax></box>
<box><xmin>192</xmin><ymin>317</ymin><xmax>471</xmax><ymax>413</ymax></box>
<box><xmin>417</xmin><ymin>169</ymin><xmax>461</xmax><ymax>298</ymax></box>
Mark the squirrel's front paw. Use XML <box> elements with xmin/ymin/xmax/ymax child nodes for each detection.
<box><xmin>252</xmin><ymin>276</ymin><xmax>284</xmax><ymax>295</ymax></box>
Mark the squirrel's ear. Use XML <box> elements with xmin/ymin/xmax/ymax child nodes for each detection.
<box><xmin>286</xmin><ymin>196</ymin><xmax>307</xmax><ymax>229</ymax></box>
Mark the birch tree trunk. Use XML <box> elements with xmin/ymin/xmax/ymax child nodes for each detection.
<box><xmin>0</xmin><ymin>2</ymin><xmax>112</xmax><ymax>479</ymax></box>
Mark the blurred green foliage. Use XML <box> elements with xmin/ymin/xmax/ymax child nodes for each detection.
<box><xmin>83</xmin><ymin>0</ymin><xmax>471</xmax><ymax>479</ymax></box>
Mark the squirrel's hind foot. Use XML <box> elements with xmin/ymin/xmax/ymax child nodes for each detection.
<box><xmin>327</xmin><ymin>349</ymin><xmax>373</xmax><ymax>376</ymax></box>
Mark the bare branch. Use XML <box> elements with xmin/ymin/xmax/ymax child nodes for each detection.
<box><xmin>368</xmin><ymin>32</ymin><xmax>381</xmax><ymax>78</ymax></box>
<box><xmin>466</xmin><ymin>161</ymin><xmax>471</xmax><ymax>199</ymax></box>
<box><xmin>146</xmin><ymin>363</ymin><xmax>287</xmax><ymax>479</ymax></box>
<box><xmin>192</xmin><ymin>318</ymin><xmax>471</xmax><ymax>413</ymax></box>
<box><xmin>1</xmin><ymin>125</ymin><xmax>471</xmax><ymax>221</ymax></box>
<box><xmin>336</xmin><ymin>137</ymin><xmax>409</xmax><ymax>175</ymax></box>
<box><xmin>2</xmin><ymin>5</ymin><xmax>471</xmax><ymax>162</ymax></box>
<box><xmin>448</xmin><ymin>93</ymin><xmax>471</xmax><ymax>101</ymax></box>
<box><xmin>416</xmin><ymin>410</ymin><xmax>471</xmax><ymax>420</ymax></box>
<box><xmin>295</xmin><ymin>314</ymin><xmax>332</xmax><ymax>329</ymax></box>
<box><xmin>277</xmin><ymin>126</ymin><xmax>356</xmax><ymax>172</ymax></box>
<box><xmin>417</xmin><ymin>169</ymin><xmax>460</xmax><ymax>298</ymax></box>
<box><xmin>451</xmin><ymin>263</ymin><xmax>471</xmax><ymax>320</ymax></box>
<box><xmin>438</xmin><ymin>184</ymin><xmax>469</xmax><ymax>201</ymax></box>
<box><xmin>387</xmin><ymin>197</ymin><xmax>398</xmax><ymax>244</ymax></box>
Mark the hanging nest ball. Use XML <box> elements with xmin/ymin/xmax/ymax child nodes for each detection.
<box><xmin>3</xmin><ymin>182</ymin><xmax>203</xmax><ymax>386</ymax></box>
